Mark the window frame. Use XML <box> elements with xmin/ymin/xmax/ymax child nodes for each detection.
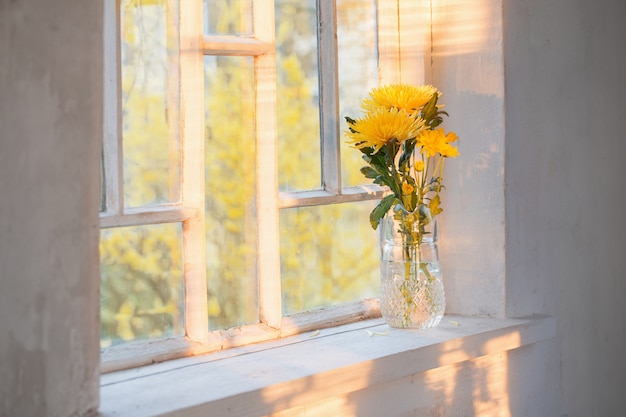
<box><xmin>100</xmin><ymin>0</ymin><xmax>421</xmax><ymax>372</ymax></box>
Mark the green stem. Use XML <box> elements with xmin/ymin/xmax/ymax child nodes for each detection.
<box><xmin>400</xmin><ymin>214</ymin><xmax>422</xmax><ymax>327</ymax></box>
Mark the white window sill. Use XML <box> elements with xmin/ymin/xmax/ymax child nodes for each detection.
<box><xmin>98</xmin><ymin>315</ymin><xmax>555</xmax><ymax>417</ymax></box>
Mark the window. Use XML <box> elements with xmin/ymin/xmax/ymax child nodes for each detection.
<box><xmin>100</xmin><ymin>0</ymin><xmax>417</xmax><ymax>370</ymax></box>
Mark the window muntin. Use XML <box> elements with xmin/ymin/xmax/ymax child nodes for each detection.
<box><xmin>101</xmin><ymin>0</ymin><xmax>406</xmax><ymax>367</ymax></box>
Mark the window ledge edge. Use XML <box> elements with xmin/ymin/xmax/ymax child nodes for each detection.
<box><xmin>99</xmin><ymin>315</ymin><xmax>555</xmax><ymax>417</ymax></box>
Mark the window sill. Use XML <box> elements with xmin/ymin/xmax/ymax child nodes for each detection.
<box><xmin>99</xmin><ymin>315</ymin><xmax>555</xmax><ymax>417</ymax></box>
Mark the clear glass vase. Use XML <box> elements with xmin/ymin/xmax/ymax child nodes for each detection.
<box><xmin>379</xmin><ymin>209</ymin><xmax>445</xmax><ymax>329</ymax></box>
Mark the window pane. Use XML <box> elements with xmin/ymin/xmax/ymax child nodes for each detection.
<box><xmin>121</xmin><ymin>0</ymin><xmax>181</xmax><ymax>208</ymax></box>
<box><xmin>100</xmin><ymin>223</ymin><xmax>184</xmax><ymax>348</ymax></box>
<box><xmin>280</xmin><ymin>201</ymin><xmax>380</xmax><ymax>315</ymax></box>
<box><xmin>203</xmin><ymin>0</ymin><xmax>253</xmax><ymax>35</ymax></box>
<box><xmin>276</xmin><ymin>0</ymin><xmax>321</xmax><ymax>192</ymax></box>
<box><xmin>338</xmin><ymin>0</ymin><xmax>379</xmax><ymax>188</ymax></box>
<box><xmin>204</xmin><ymin>56</ymin><xmax>259</xmax><ymax>330</ymax></box>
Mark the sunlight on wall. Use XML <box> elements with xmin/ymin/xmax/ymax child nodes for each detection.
<box><xmin>398</xmin><ymin>0</ymin><xmax>430</xmax><ymax>84</ymax></box>
<box><xmin>431</xmin><ymin>0</ymin><xmax>492</xmax><ymax>56</ymax></box>
<box><xmin>260</xmin><ymin>354</ymin><xmax>375</xmax><ymax>415</ymax></box>
<box><xmin>421</xmin><ymin>331</ymin><xmax>521</xmax><ymax>415</ymax></box>
<box><xmin>255</xmin><ymin>330</ymin><xmax>523</xmax><ymax>416</ymax></box>
<box><xmin>430</xmin><ymin>0</ymin><xmax>504</xmax><ymax>97</ymax></box>
<box><xmin>471</xmin><ymin>353</ymin><xmax>512</xmax><ymax>416</ymax></box>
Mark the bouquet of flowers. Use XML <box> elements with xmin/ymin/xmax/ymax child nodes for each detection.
<box><xmin>345</xmin><ymin>84</ymin><xmax>459</xmax><ymax>243</ymax></box>
<box><xmin>346</xmin><ymin>84</ymin><xmax>459</xmax><ymax>328</ymax></box>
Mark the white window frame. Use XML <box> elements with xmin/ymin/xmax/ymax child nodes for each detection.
<box><xmin>101</xmin><ymin>0</ymin><xmax>423</xmax><ymax>373</ymax></box>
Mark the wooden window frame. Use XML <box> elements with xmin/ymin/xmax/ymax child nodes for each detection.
<box><xmin>101</xmin><ymin>0</ymin><xmax>422</xmax><ymax>373</ymax></box>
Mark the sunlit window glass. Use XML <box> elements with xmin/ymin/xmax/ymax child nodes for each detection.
<box><xmin>276</xmin><ymin>0</ymin><xmax>322</xmax><ymax>192</ymax></box>
<box><xmin>100</xmin><ymin>223</ymin><xmax>184</xmax><ymax>348</ymax></box>
<box><xmin>337</xmin><ymin>0</ymin><xmax>379</xmax><ymax>188</ymax></box>
<box><xmin>204</xmin><ymin>56</ymin><xmax>259</xmax><ymax>330</ymax></box>
<box><xmin>280</xmin><ymin>201</ymin><xmax>380</xmax><ymax>315</ymax></box>
<box><xmin>121</xmin><ymin>0</ymin><xmax>181</xmax><ymax>208</ymax></box>
<box><xmin>203</xmin><ymin>0</ymin><xmax>253</xmax><ymax>36</ymax></box>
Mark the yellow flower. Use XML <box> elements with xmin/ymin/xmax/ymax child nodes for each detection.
<box><xmin>362</xmin><ymin>84</ymin><xmax>439</xmax><ymax>114</ymax></box>
<box><xmin>417</xmin><ymin>128</ymin><xmax>460</xmax><ymax>158</ymax></box>
<box><xmin>402</xmin><ymin>183</ymin><xmax>415</xmax><ymax>195</ymax></box>
<box><xmin>346</xmin><ymin>108</ymin><xmax>424</xmax><ymax>154</ymax></box>
<box><xmin>445</xmin><ymin>131</ymin><xmax>459</xmax><ymax>143</ymax></box>
<box><xmin>441</xmin><ymin>130</ymin><xmax>460</xmax><ymax>157</ymax></box>
<box><xmin>415</xmin><ymin>160</ymin><xmax>425</xmax><ymax>172</ymax></box>
<box><xmin>429</xmin><ymin>194</ymin><xmax>443</xmax><ymax>216</ymax></box>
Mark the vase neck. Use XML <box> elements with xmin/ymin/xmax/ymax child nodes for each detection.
<box><xmin>381</xmin><ymin>210</ymin><xmax>437</xmax><ymax>245</ymax></box>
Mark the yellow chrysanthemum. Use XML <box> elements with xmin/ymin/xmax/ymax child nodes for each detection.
<box><xmin>415</xmin><ymin>160</ymin><xmax>425</xmax><ymax>172</ymax></box>
<box><xmin>361</xmin><ymin>84</ymin><xmax>439</xmax><ymax>114</ymax></box>
<box><xmin>402</xmin><ymin>183</ymin><xmax>415</xmax><ymax>195</ymax></box>
<box><xmin>346</xmin><ymin>108</ymin><xmax>425</xmax><ymax>154</ymax></box>
<box><xmin>417</xmin><ymin>128</ymin><xmax>460</xmax><ymax>158</ymax></box>
<box><xmin>429</xmin><ymin>194</ymin><xmax>443</xmax><ymax>216</ymax></box>
<box><xmin>444</xmin><ymin>131</ymin><xmax>459</xmax><ymax>143</ymax></box>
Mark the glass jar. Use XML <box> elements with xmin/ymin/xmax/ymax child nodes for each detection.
<box><xmin>379</xmin><ymin>209</ymin><xmax>445</xmax><ymax>328</ymax></box>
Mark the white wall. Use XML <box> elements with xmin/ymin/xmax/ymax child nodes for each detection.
<box><xmin>503</xmin><ymin>0</ymin><xmax>626</xmax><ymax>415</ymax></box>
<box><xmin>430</xmin><ymin>0</ymin><xmax>508</xmax><ymax>318</ymax></box>
<box><xmin>0</xmin><ymin>1</ymin><xmax>102</xmax><ymax>416</ymax></box>
<box><xmin>408</xmin><ymin>0</ymin><xmax>626</xmax><ymax>414</ymax></box>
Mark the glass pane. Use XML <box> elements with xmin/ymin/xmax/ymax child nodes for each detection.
<box><xmin>121</xmin><ymin>0</ymin><xmax>181</xmax><ymax>208</ymax></box>
<box><xmin>337</xmin><ymin>0</ymin><xmax>379</xmax><ymax>188</ymax></box>
<box><xmin>280</xmin><ymin>201</ymin><xmax>380</xmax><ymax>315</ymax></box>
<box><xmin>100</xmin><ymin>223</ymin><xmax>184</xmax><ymax>348</ymax></box>
<box><xmin>203</xmin><ymin>0</ymin><xmax>253</xmax><ymax>35</ymax></box>
<box><xmin>275</xmin><ymin>0</ymin><xmax>321</xmax><ymax>192</ymax></box>
<box><xmin>204</xmin><ymin>56</ymin><xmax>259</xmax><ymax>330</ymax></box>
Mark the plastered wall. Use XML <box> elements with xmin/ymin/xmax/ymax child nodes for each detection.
<box><xmin>430</xmin><ymin>0</ymin><xmax>508</xmax><ymax>318</ymax></box>
<box><xmin>0</xmin><ymin>1</ymin><xmax>102</xmax><ymax>416</ymax></box>
<box><xmin>503</xmin><ymin>0</ymin><xmax>626</xmax><ymax>415</ymax></box>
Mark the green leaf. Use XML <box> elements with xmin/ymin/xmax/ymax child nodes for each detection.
<box><xmin>370</xmin><ymin>194</ymin><xmax>397</xmax><ymax>230</ymax></box>
<box><xmin>421</xmin><ymin>93</ymin><xmax>449</xmax><ymax>129</ymax></box>
<box><xmin>363</xmin><ymin>155</ymin><xmax>396</xmax><ymax>190</ymax></box>
<box><xmin>398</xmin><ymin>139</ymin><xmax>416</xmax><ymax>173</ymax></box>
<box><xmin>373</xmin><ymin>176</ymin><xmax>386</xmax><ymax>186</ymax></box>
<box><xmin>427</xmin><ymin>177</ymin><xmax>443</xmax><ymax>192</ymax></box>
<box><xmin>421</xmin><ymin>93</ymin><xmax>438</xmax><ymax>120</ymax></box>
<box><xmin>366</xmin><ymin>152</ymin><xmax>385</xmax><ymax>170</ymax></box>
<box><xmin>359</xmin><ymin>166</ymin><xmax>377</xmax><ymax>178</ymax></box>
<box><xmin>384</xmin><ymin>141</ymin><xmax>399</xmax><ymax>168</ymax></box>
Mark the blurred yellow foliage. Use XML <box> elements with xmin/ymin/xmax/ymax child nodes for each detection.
<box><xmin>100</xmin><ymin>0</ymin><xmax>379</xmax><ymax>348</ymax></box>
